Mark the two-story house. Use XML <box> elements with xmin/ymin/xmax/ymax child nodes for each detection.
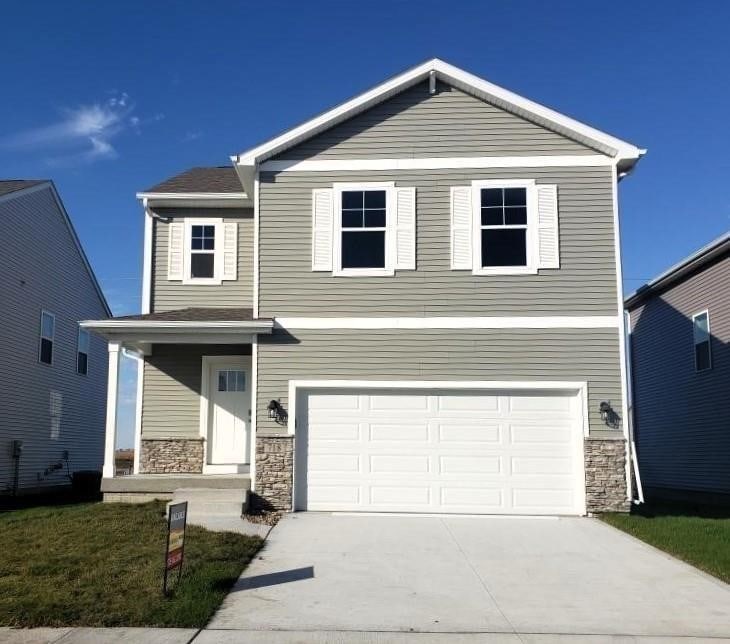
<box><xmin>85</xmin><ymin>59</ymin><xmax>645</xmax><ymax>516</ymax></box>
<box><xmin>1</xmin><ymin>180</ymin><xmax>110</xmax><ymax>495</ymax></box>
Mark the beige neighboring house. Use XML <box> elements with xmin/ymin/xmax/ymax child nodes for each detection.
<box><xmin>84</xmin><ymin>58</ymin><xmax>645</xmax><ymax>516</ymax></box>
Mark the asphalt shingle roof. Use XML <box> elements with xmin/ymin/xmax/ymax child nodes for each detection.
<box><xmin>142</xmin><ymin>167</ymin><xmax>243</xmax><ymax>194</ymax></box>
<box><xmin>113</xmin><ymin>307</ymin><xmax>258</xmax><ymax>322</ymax></box>
<box><xmin>0</xmin><ymin>180</ymin><xmax>47</xmax><ymax>197</ymax></box>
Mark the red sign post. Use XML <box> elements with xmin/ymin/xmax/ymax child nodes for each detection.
<box><xmin>163</xmin><ymin>501</ymin><xmax>188</xmax><ymax>595</ymax></box>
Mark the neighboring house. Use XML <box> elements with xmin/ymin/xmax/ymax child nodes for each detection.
<box><xmin>0</xmin><ymin>180</ymin><xmax>110</xmax><ymax>495</ymax></box>
<box><xmin>626</xmin><ymin>233</ymin><xmax>729</xmax><ymax>505</ymax></box>
<box><xmin>84</xmin><ymin>59</ymin><xmax>645</xmax><ymax>516</ymax></box>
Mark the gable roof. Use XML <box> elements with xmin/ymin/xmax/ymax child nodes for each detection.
<box><xmin>0</xmin><ymin>180</ymin><xmax>46</xmax><ymax>198</ymax></box>
<box><xmin>625</xmin><ymin>232</ymin><xmax>730</xmax><ymax>310</ymax></box>
<box><xmin>140</xmin><ymin>167</ymin><xmax>243</xmax><ymax>195</ymax></box>
<box><xmin>0</xmin><ymin>180</ymin><xmax>111</xmax><ymax>316</ymax></box>
<box><xmin>232</xmin><ymin>58</ymin><xmax>645</xmax><ymax>191</ymax></box>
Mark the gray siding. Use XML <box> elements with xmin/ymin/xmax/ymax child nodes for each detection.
<box><xmin>257</xmin><ymin>328</ymin><xmax>622</xmax><ymax>437</ymax></box>
<box><xmin>629</xmin><ymin>254</ymin><xmax>730</xmax><ymax>495</ymax></box>
<box><xmin>280</xmin><ymin>81</ymin><xmax>597</xmax><ymax>160</ymax></box>
<box><xmin>141</xmin><ymin>344</ymin><xmax>250</xmax><ymax>439</ymax></box>
<box><xmin>0</xmin><ymin>186</ymin><xmax>108</xmax><ymax>492</ymax></box>
<box><xmin>259</xmin><ymin>166</ymin><xmax>617</xmax><ymax>317</ymax></box>
<box><xmin>151</xmin><ymin>207</ymin><xmax>253</xmax><ymax>312</ymax></box>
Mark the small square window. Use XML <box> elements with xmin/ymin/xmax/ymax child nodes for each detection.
<box><xmin>218</xmin><ymin>370</ymin><xmax>245</xmax><ymax>392</ymax></box>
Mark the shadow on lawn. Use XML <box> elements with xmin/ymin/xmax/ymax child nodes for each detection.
<box><xmin>632</xmin><ymin>499</ymin><xmax>730</xmax><ymax>520</ymax></box>
<box><xmin>0</xmin><ymin>488</ymin><xmax>101</xmax><ymax>512</ymax></box>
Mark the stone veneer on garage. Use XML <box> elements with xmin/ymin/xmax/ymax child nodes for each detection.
<box><xmin>584</xmin><ymin>438</ymin><xmax>630</xmax><ymax>513</ymax></box>
<box><xmin>254</xmin><ymin>435</ymin><xmax>294</xmax><ymax>511</ymax></box>
<box><xmin>139</xmin><ymin>438</ymin><xmax>204</xmax><ymax>474</ymax></box>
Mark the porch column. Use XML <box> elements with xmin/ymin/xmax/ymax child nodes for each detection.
<box><xmin>103</xmin><ymin>342</ymin><xmax>121</xmax><ymax>478</ymax></box>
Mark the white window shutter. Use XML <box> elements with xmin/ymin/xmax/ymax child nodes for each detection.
<box><xmin>450</xmin><ymin>186</ymin><xmax>472</xmax><ymax>270</ymax></box>
<box><xmin>312</xmin><ymin>188</ymin><xmax>333</xmax><ymax>271</ymax></box>
<box><xmin>537</xmin><ymin>184</ymin><xmax>560</xmax><ymax>269</ymax></box>
<box><xmin>221</xmin><ymin>222</ymin><xmax>238</xmax><ymax>280</ymax></box>
<box><xmin>167</xmin><ymin>222</ymin><xmax>184</xmax><ymax>280</ymax></box>
<box><xmin>394</xmin><ymin>187</ymin><xmax>416</xmax><ymax>270</ymax></box>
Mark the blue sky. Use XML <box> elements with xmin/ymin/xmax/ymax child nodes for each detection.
<box><xmin>2</xmin><ymin>1</ymin><xmax>728</xmax><ymax>447</ymax></box>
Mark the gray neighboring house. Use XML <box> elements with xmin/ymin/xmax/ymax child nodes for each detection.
<box><xmin>0</xmin><ymin>180</ymin><xmax>110</xmax><ymax>495</ymax></box>
<box><xmin>626</xmin><ymin>233</ymin><xmax>729</xmax><ymax>505</ymax></box>
<box><xmin>85</xmin><ymin>58</ymin><xmax>645</xmax><ymax>516</ymax></box>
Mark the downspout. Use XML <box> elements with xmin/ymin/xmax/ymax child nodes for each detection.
<box><xmin>625</xmin><ymin>309</ymin><xmax>645</xmax><ymax>504</ymax></box>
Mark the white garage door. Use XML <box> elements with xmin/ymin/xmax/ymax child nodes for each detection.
<box><xmin>296</xmin><ymin>388</ymin><xmax>586</xmax><ymax>515</ymax></box>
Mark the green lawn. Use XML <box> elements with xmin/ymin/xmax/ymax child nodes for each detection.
<box><xmin>0</xmin><ymin>500</ymin><xmax>262</xmax><ymax>627</ymax></box>
<box><xmin>601</xmin><ymin>502</ymin><xmax>730</xmax><ymax>584</ymax></box>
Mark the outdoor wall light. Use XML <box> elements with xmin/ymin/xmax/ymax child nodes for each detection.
<box><xmin>599</xmin><ymin>401</ymin><xmax>619</xmax><ymax>428</ymax></box>
<box><xmin>267</xmin><ymin>399</ymin><xmax>287</xmax><ymax>424</ymax></box>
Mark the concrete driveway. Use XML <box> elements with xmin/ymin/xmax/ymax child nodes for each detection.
<box><xmin>203</xmin><ymin>513</ymin><xmax>730</xmax><ymax>642</ymax></box>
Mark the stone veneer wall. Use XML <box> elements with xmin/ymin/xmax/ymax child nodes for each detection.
<box><xmin>584</xmin><ymin>438</ymin><xmax>630</xmax><ymax>513</ymax></box>
<box><xmin>254</xmin><ymin>435</ymin><xmax>294</xmax><ymax>511</ymax></box>
<box><xmin>140</xmin><ymin>439</ymin><xmax>204</xmax><ymax>474</ymax></box>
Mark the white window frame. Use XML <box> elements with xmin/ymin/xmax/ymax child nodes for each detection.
<box><xmin>692</xmin><ymin>310</ymin><xmax>712</xmax><ymax>372</ymax></box>
<box><xmin>332</xmin><ymin>182</ymin><xmax>395</xmax><ymax>277</ymax></box>
<box><xmin>39</xmin><ymin>310</ymin><xmax>55</xmax><ymax>365</ymax></box>
<box><xmin>471</xmin><ymin>179</ymin><xmax>538</xmax><ymax>276</ymax></box>
<box><xmin>182</xmin><ymin>218</ymin><xmax>223</xmax><ymax>285</ymax></box>
<box><xmin>77</xmin><ymin>326</ymin><xmax>90</xmax><ymax>375</ymax></box>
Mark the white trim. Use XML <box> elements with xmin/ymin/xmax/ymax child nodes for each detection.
<box><xmin>235</xmin><ymin>58</ymin><xmax>643</xmax><ymax>166</ymax></box>
<box><xmin>39</xmin><ymin>310</ymin><xmax>55</xmax><ymax>365</ymax></box>
<box><xmin>250</xmin><ymin>339</ymin><xmax>258</xmax><ymax>491</ymax></box>
<box><xmin>182</xmin><ymin>217</ymin><xmax>223</xmax><ymax>285</ymax></box>
<box><xmin>136</xmin><ymin>192</ymin><xmax>248</xmax><ymax>200</ymax></box>
<box><xmin>332</xmin><ymin>182</ymin><xmax>396</xmax><ymax>277</ymax></box>
<box><xmin>287</xmin><ymin>378</ymin><xmax>589</xmax><ymax>515</ymax></box>
<box><xmin>141</xmin><ymin>201</ymin><xmax>153</xmax><ymax>314</ymax></box>
<box><xmin>82</xmin><ymin>319</ymin><xmax>273</xmax><ymax>331</ymax></box>
<box><xmin>253</xmin><ymin>170</ymin><xmax>260</xmax><ymax>318</ymax></box>
<box><xmin>133</xmin><ymin>354</ymin><xmax>144</xmax><ymax>475</ymax></box>
<box><xmin>692</xmin><ymin>309</ymin><xmax>712</xmax><ymax>371</ymax></box>
<box><xmin>611</xmin><ymin>163</ymin><xmax>632</xmax><ymax>501</ymax></box>
<box><xmin>261</xmin><ymin>155</ymin><xmax>614</xmax><ymax>173</ymax></box>
<box><xmin>470</xmin><ymin>179</ymin><xmax>537</xmax><ymax>276</ymax></box>
<box><xmin>103</xmin><ymin>342</ymin><xmax>121</xmax><ymax>478</ymax></box>
<box><xmin>274</xmin><ymin>316</ymin><xmax>620</xmax><ymax>330</ymax></box>
<box><xmin>200</xmin><ymin>355</ymin><xmax>252</xmax><ymax>472</ymax></box>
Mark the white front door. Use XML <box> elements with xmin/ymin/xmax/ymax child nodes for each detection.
<box><xmin>207</xmin><ymin>358</ymin><xmax>251</xmax><ymax>465</ymax></box>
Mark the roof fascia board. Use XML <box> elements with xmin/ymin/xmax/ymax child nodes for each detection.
<box><xmin>234</xmin><ymin>58</ymin><xmax>643</xmax><ymax>167</ymax></box>
<box><xmin>625</xmin><ymin>234</ymin><xmax>730</xmax><ymax>309</ymax></box>
<box><xmin>81</xmin><ymin>319</ymin><xmax>274</xmax><ymax>332</ymax></box>
<box><xmin>136</xmin><ymin>192</ymin><xmax>250</xmax><ymax>209</ymax></box>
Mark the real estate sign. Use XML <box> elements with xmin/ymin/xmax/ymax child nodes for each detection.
<box><xmin>163</xmin><ymin>501</ymin><xmax>188</xmax><ymax>594</ymax></box>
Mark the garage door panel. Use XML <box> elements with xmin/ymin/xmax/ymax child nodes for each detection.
<box><xmin>299</xmin><ymin>388</ymin><xmax>584</xmax><ymax>515</ymax></box>
<box><xmin>438</xmin><ymin>422</ymin><xmax>502</xmax><ymax>444</ymax></box>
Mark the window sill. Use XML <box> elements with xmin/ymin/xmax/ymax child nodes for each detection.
<box><xmin>332</xmin><ymin>268</ymin><xmax>395</xmax><ymax>278</ymax></box>
<box><xmin>472</xmin><ymin>265</ymin><xmax>538</xmax><ymax>276</ymax></box>
<box><xmin>181</xmin><ymin>277</ymin><xmax>223</xmax><ymax>286</ymax></box>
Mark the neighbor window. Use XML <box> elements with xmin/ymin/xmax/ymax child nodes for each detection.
<box><xmin>693</xmin><ymin>311</ymin><xmax>712</xmax><ymax>371</ymax></box>
<box><xmin>480</xmin><ymin>187</ymin><xmax>528</xmax><ymax>268</ymax></box>
<box><xmin>77</xmin><ymin>327</ymin><xmax>90</xmax><ymax>375</ymax></box>
<box><xmin>39</xmin><ymin>311</ymin><xmax>55</xmax><ymax>365</ymax></box>
<box><xmin>339</xmin><ymin>189</ymin><xmax>387</xmax><ymax>271</ymax></box>
<box><xmin>190</xmin><ymin>224</ymin><xmax>216</xmax><ymax>279</ymax></box>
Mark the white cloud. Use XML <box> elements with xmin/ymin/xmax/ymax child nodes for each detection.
<box><xmin>1</xmin><ymin>93</ymin><xmax>159</xmax><ymax>166</ymax></box>
<box><xmin>182</xmin><ymin>130</ymin><xmax>202</xmax><ymax>142</ymax></box>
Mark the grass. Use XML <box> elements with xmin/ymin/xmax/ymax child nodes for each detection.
<box><xmin>600</xmin><ymin>501</ymin><xmax>730</xmax><ymax>584</ymax></box>
<box><xmin>0</xmin><ymin>500</ymin><xmax>263</xmax><ymax>627</ymax></box>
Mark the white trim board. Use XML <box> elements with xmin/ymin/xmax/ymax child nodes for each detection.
<box><xmin>261</xmin><ymin>155</ymin><xmax>614</xmax><ymax>173</ymax></box>
<box><xmin>274</xmin><ymin>316</ymin><xmax>620</xmax><ymax>330</ymax></box>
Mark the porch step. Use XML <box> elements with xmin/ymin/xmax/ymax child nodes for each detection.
<box><xmin>168</xmin><ymin>487</ymin><xmax>249</xmax><ymax>523</ymax></box>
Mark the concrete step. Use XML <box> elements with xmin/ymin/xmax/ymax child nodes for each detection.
<box><xmin>167</xmin><ymin>487</ymin><xmax>249</xmax><ymax>520</ymax></box>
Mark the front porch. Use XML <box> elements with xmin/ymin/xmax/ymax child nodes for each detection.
<box><xmin>81</xmin><ymin>307</ymin><xmax>274</xmax><ymax>502</ymax></box>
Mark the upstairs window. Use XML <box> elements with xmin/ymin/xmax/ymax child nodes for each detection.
<box><xmin>190</xmin><ymin>224</ymin><xmax>216</xmax><ymax>279</ymax></box>
<box><xmin>77</xmin><ymin>327</ymin><xmax>90</xmax><ymax>375</ymax></box>
<box><xmin>693</xmin><ymin>311</ymin><xmax>712</xmax><ymax>371</ymax></box>
<box><xmin>39</xmin><ymin>311</ymin><xmax>55</xmax><ymax>365</ymax></box>
<box><xmin>480</xmin><ymin>187</ymin><xmax>528</xmax><ymax>268</ymax></box>
<box><xmin>340</xmin><ymin>189</ymin><xmax>387</xmax><ymax>270</ymax></box>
